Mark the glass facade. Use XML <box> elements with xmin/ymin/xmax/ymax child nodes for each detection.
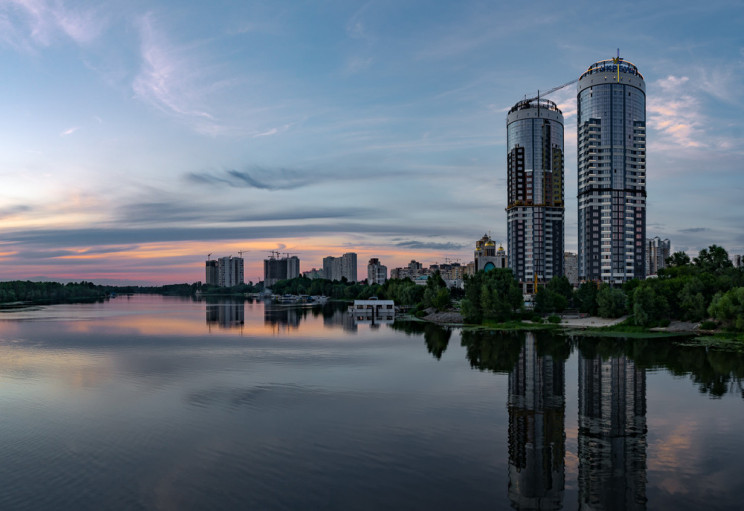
<box><xmin>507</xmin><ymin>99</ymin><xmax>565</xmax><ymax>288</ymax></box>
<box><xmin>577</xmin><ymin>58</ymin><xmax>646</xmax><ymax>283</ymax></box>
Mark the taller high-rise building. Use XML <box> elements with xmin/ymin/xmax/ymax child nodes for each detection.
<box><xmin>577</xmin><ymin>56</ymin><xmax>646</xmax><ymax>283</ymax></box>
<box><xmin>217</xmin><ymin>256</ymin><xmax>244</xmax><ymax>287</ymax></box>
<box><xmin>263</xmin><ymin>254</ymin><xmax>300</xmax><ymax>287</ymax></box>
<box><xmin>507</xmin><ymin>98</ymin><xmax>565</xmax><ymax>290</ymax></box>
<box><xmin>322</xmin><ymin>252</ymin><xmax>357</xmax><ymax>282</ymax></box>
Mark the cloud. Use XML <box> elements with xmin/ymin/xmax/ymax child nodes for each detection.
<box><xmin>395</xmin><ymin>240</ymin><xmax>465</xmax><ymax>251</ymax></box>
<box><xmin>60</xmin><ymin>126</ymin><xmax>79</xmax><ymax>136</ymax></box>
<box><xmin>679</xmin><ymin>227</ymin><xmax>708</xmax><ymax>233</ymax></box>
<box><xmin>132</xmin><ymin>13</ymin><xmax>229</xmax><ymax>134</ymax></box>
<box><xmin>187</xmin><ymin>167</ymin><xmax>313</xmax><ymax>191</ymax></box>
<box><xmin>648</xmin><ymin>75</ymin><xmax>705</xmax><ymax>150</ymax></box>
<box><xmin>115</xmin><ymin>200</ymin><xmax>372</xmax><ymax>225</ymax></box>
<box><xmin>0</xmin><ymin>0</ymin><xmax>105</xmax><ymax>49</ymax></box>
<box><xmin>0</xmin><ymin>204</ymin><xmax>32</xmax><ymax>219</ymax></box>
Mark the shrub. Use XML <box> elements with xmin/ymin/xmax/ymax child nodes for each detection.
<box><xmin>700</xmin><ymin>320</ymin><xmax>718</xmax><ymax>330</ymax></box>
<box><xmin>547</xmin><ymin>315</ymin><xmax>561</xmax><ymax>324</ymax></box>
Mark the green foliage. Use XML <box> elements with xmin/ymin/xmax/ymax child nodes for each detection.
<box><xmin>0</xmin><ymin>280</ymin><xmax>106</xmax><ymax>304</ymax></box>
<box><xmin>626</xmin><ymin>245</ymin><xmax>744</xmax><ymax>327</ymax></box>
<box><xmin>700</xmin><ymin>320</ymin><xmax>718</xmax><ymax>330</ymax></box>
<box><xmin>575</xmin><ymin>282</ymin><xmax>598</xmax><ymax>315</ymax></box>
<box><xmin>460</xmin><ymin>269</ymin><xmax>523</xmax><ymax>323</ymax></box>
<box><xmin>597</xmin><ymin>284</ymin><xmax>627</xmax><ymax>318</ymax></box>
<box><xmin>423</xmin><ymin>271</ymin><xmax>451</xmax><ymax>311</ymax></box>
<box><xmin>547</xmin><ymin>314</ymin><xmax>561</xmax><ymax>324</ymax></box>
<box><xmin>666</xmin><ymin>251</ymin><xmax>691</xmax><ymax>267</ymax></box>
<box><xmin>693</xmin><ymin>245</ymin><xmax>734</xmax><ymax>275</ymax></box>
<box><xmin>708</xmin><ymin>287</ymin><xmax>744</xmax><ymax>331</ymax></box>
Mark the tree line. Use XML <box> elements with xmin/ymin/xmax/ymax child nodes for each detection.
<box><xmin>531</xmin><ymin>244</ymin><xmax>744</xmax><ymax>330</ymax></box>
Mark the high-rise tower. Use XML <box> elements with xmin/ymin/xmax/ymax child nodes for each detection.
<box><xmin>507</xmin><ymin>98</ymin><xmax>565</xmax><ymax>290</ymax></box>
<box><xmin>577</xmin><ymin>56</ymin><xmax>646</xmax><ymax>283</ymax></box>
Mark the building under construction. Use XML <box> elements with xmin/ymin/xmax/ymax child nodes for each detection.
<box><xmin>263</xmin><ymin>252</ymin><xmax>300</xmax><ymax>287</ymax></box>
<box><xmin>205</xmin><ymin>255</ymin><xmax>244</xmax><ymax>287</ymax></box>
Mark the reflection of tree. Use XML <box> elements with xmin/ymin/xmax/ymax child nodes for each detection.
<box><xmin>460</xmin><ymin>330</ymin><xmax>525</xmax><ymax>374</ymax></box>
<box><xmin>388</xmin><ymin>321</ymin><xmax>452</xmax><ymax>360</ymax></box>
<box><xmin>423</xmin><ymin>324</ymin><xmax>451</xmax><ymax>360</ymax></box>
<box><xmin>576</xmin><ymin>337</ymin><xmax>744</xmax><ymax>399</ymax></box>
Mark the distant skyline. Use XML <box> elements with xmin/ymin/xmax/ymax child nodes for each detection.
<box><xmin>1</xmin><ymin>0</ymin><xmax>742</xmax><ymax>284</ymax></box>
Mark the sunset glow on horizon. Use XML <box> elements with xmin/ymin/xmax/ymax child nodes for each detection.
<box><xmin>1</xmin><ymin>1</ymin><xmax>742</xmax><ymax>285</ymax></box>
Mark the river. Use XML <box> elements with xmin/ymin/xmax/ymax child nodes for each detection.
<box><xmin>0</xmin><ymin>295</ymin><xmax>742</xmax><ymax>510</ymax></box>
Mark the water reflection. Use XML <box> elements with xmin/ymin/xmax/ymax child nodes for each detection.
<box><xmin>461</xmin><ymin>329</ymin><xmax>524</xmax><ymax>373</ymax></box>
<box><xmin>508</xmin><ymin>333</ymin><xmax>566</xmax><ymax>510</ymax></box>
<box><xmin>577</xmin><ymin>346</ymin><xmax>647</xmax><ymax>510</ymax></box>
<box><xmin>206</xmin><ymin>300</ymin><xmax>245</xmax><ymax>331</ymax></box>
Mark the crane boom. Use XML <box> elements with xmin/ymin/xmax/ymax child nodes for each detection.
<box><xmin>527</xmin><ymin>78</ymin><xmax>578</xmax><ymax>102</ymax></box>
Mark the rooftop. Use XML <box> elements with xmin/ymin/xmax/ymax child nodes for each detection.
<box><xmin>580</xmin><ymin>57</ymin><xmax>643</xmax><ymax>81</ymax></box>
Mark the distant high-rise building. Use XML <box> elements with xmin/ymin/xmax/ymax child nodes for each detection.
<box><xmin>507</xmin><ymin>98</ymin><xmax>565</xmax><ymax>291</ymax></box>
<box><xmin>263</xmin><ymin>254</ymin><xmax>300</xmax><ymax>287</ymax></box>
<box><xmin>645</xmin><ymin>237</ymin><xmax>671</xmax><ymax>276</ymax></box>
<box><xmin>323</xmin><ymin>252</ymin><xmax>357</xmax><ymax>282</ymax></box>
<box><xmin>474</xmin><ymin>234</ymin><xmax>507</xmax><ymax>272</ymax></box>
<box><xmin>564</xmin><ymin>252</ymin><xmax>578</xmax><ymax>286</ymax></box>
<box><xmin>205</xmin><ymin>259</ymin><xmax>218</xmax><ymax>286</ymax></box>
<box><xmin>578</xmin><ymin>55</ymin><xmax>646</xmax><ymax>283</ymax></box>
<box><xmin>217</xmin><ymin>256</ymin><xmax>244</xmax><ymax>287</ymax></box>
<box><xmin>367</xmin><ymin>258</ymin><xmax>387</xmax><ymax>285</ymax></box>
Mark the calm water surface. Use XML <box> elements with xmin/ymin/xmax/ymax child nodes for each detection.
<box><xmin>1</xmin><ymin>295</ymin><xmax>743</xmax><ymax>510</ymax></box>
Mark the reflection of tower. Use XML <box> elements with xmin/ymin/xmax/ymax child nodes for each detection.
<box><xmin>323</xmin><ymin>309</ymin><xmax>357</xmax><ymax>332</ymax></box>
<box><xmin>206</xmin><ymin>300</ymin><xmax>245</xmax><ymax>331</ymax></box>
<box><xmin>508</xmin><ymin>333</ymin><xmax>565</xmax><ymax>510</ymax></box>
<box><xmin>264</xmin><ymin>306</ymin><xmax>302</xmax><ymax>332</ymax></box>
<box><xmin>578</xmin><ymin>353</ymin><xmax>647</xmax><ymax>510</ymax></box>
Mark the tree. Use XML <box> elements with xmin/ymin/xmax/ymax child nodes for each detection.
<box><xmin>461</xmin><ymin>269</ymin><xmax>523</xmax><ymax>323</ymax></box>
<box><xmin>575</xmin><ymin>282</ymin><xmax>598</xmax><ymax>315</ymax></box>
<box><xmin>708</xmin><ymin>287</ymin><xmax>744</xmax><ymax>330</ymax></box>
<box><xmin>694</xmin><ymin>245</ymin><xmax>733</xmax><ymax>275</ymax></box>
<box><xmin>597</xmin><ymin>285</ymin><xmax>626</xmax><ymax>318</ymax></box>
<box><xmin>666</xmin><ymin>251</ymin><xmax>691</xmax><ymax>267</ymax></box>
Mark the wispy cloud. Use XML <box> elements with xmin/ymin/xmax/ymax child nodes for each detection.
<box><xmin>60</xmin><ymin>126</ymin><xmax>79</xmax><ymax>136</ymax></box>
<box><xmin>648</xmin><ymin>75</ymin><xmax>704</xmax><ymax>150</ymax></box>
<box><xmin>132</xmin><ymin>13</ymin><xmax>230</xmax><ymax>135</ymax></box>
<box><xmin>187</xmin><ymin>167</ymin><xmax>312</xmax><ymax>191</ymax></box>
<box><xmin>395</xmin><ymin>240</ymin><xmax>465</xmax><ymax>251</ymax></box>
<box><xmin>0</xmin><ymin>0</ymin><xmax>105</xmax><ymax>49</ymax></box>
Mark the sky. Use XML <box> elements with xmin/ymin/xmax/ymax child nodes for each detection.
<box><xmin>0</xmin><ymin>0</ymin><xmax>743</xmax><ymax>285</ymax></box>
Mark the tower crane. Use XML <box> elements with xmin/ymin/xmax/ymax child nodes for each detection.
<box><xmin>207</xmin><ymin>253</ymin><xmax>212</xmax><ymax>261</ymax></box>
<box><xmin>528</xmin><ymin>78</ymin><xmax>579</xmax><ymax>104</ymax></box>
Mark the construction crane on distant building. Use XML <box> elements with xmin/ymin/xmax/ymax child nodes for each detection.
<box><xmin>207</xmin><ymin>253</ymin><xmax>212</xmax><ymax>261</ymax></box>
<box><xmin>530</xmin><ymin>78</ymin><xmax>578</xmax><ymax>103</ymax></box>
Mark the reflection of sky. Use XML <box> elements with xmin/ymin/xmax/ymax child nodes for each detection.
<box><xmin>0</xmin><ymin>297</ymin><xmax>743</xmax><ymax>509</ymax></box>
<box><xmin>0</xmin><ymin>1</ymin><xmax>743</xmax><ymax>284</ymax></box>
